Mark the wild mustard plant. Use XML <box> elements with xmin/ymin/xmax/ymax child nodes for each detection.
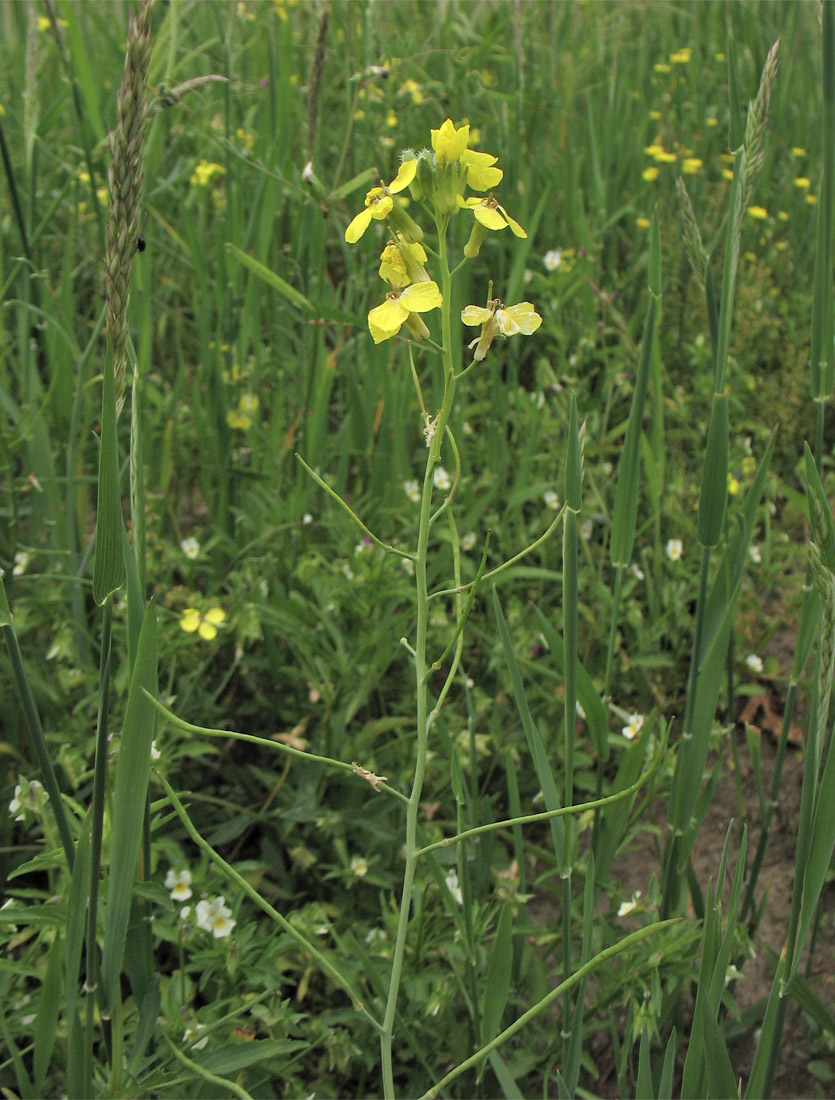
<box><xmin>338</xmin><ymin>118</ymin><xmax>544</xmax><ymax>1094</ymax></box>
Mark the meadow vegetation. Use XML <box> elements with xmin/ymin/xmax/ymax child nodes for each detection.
<box><xmin>2</xmin><ymin>1</ymin><xmax>835</xmax><ymax>1097</ymax></box>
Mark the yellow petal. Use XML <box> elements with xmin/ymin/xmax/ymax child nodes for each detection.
<box><xmin>431</xmin><ymin>119</ymin><xmax>469</xmax><ymax>164</ymax></box>
<box><xmin>198</xmin><ymin>620</ymin><xmax>218</xmax><ymax>641</ymax></box>
<box><xmin>180</xmin><ymin>611</ymin><xmax>201</xmax><ymax>634</ymax></box>
<box><xmin>345</xmin><ymin>206</ymin><xmax>374</xmax><ymax>243</ymax></box>
<box><xmin>462</xmin><ymin>150</ymin><xmax>503</xmax><ymax>190</ymax></box>
<box><xmin>205</xmin><ymin>607</ymin><xmax>226</xmax><ymax>625</ymax></box>
<box><xmin>369</xmin><ymin>319</ymin><xmax>396</xmax><ymax>344</ymax></box>
<box><xmin>461</xmin><ymin>305</ymin><xmax>493</xmax><ymax>327</ymax></box>
<box><xmin>368</xmin><ymin>297</ymin><xmax>408</xmax><ymax>333</ymax></box>
<box><xmin>379</xmin><ymin>243</ymin><xmax>410</xmax><ymax>286</ymax></box>
<box><xmin>498</xmin><ymin>203</ymin><xmax>527</xmax><ymax>237</ymax></box>
<box><xmin>499</xmin><ymin>303</ymin><xmax>542</xmax><ymax>336</ymax></box>
<box><xmin>472</xmin><ymin>204</ymin><xmax>509</xmax><ymax>231</ymax></box>
<box><xmin>389</xmin><ymin>159</ymin><xmax>418</xmax><ymax>192</ymax></box>
<box><xmin>400</xmin><ymin>281</ymin><xmax>443</xmax><ymax>313</ymax></box>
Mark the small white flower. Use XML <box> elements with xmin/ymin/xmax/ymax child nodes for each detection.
<box><xmin>12</xmin><ymin>551</ymin><xmax>29</xmax><ymax>576</ymax></box>
<box><xmin>746</xmin><ymin>654</ymin><xmax>763</xmax><ymax>674</ymax></box>
<box><xmin>666</xmin><ymin>539</ymin><xmax>683</xmax><ymax>561</ymax></box>
<box><xmin>8</xmin><ymin>779</ymin><xmax>44</xmax><ymax>821</ymax></box>
<box><xmin>629</xmin><ymin>562</ymin><xmax>645</xmax><ymax>581</ymax></box>
<box><xmin>350</xmin><ymin>855</ymin><xmax>369</xmax><ymax>877</ymax></box>
<box><xmin>543</xmin><ymin>248</ymin><xmax>562</xmax><ymax>272</ymax></box>
<box><xmin>195</xmin><ymin>896</ymin><xmax>236</xmax><ymax>939</ymax></box>
<box><xmin>164</xmin><ymin>868</ymin><xmax>193</xmax><ymax>902</ymax></box>
<box><xmin>749</xmin><ymin>544</ymin><xmax>762</xmax><ymax>564</ymax></box>
<box><xmin>622</xmin><ymin>713</ymin><xmax>644</xmax><ymax>741</ymax></box>
<box><xmin>444</xmin><ymin>870</ymin><xmax>463</xmax><ymax>905</ymax></box>
<box><xmin>544</xmin><ymin>490</ymin><xmax>560</xmax><ymax>511</ymax></box>
<box><xmin>433</xmin><ymin>466</ymin><xmax>451</xmax><ymax>492</ymax></box>
<box><xmin>183</xmin><ymin>1023</ymin><xmax>209</xmax><ymax>1049</ymax></box>
<box><xmin>179</xmin><ymin>905</ymin><xmax>193</xmax><ymax>923</ymax></box>
<box><xmin>403</xmin><ymin>479</ymin><xmax>421</xmax><ymax>502</ymax></box>
<box><xmin>180</xmin><ymin>537</ymin><xmax>200</xmax><ymax>560</ymax></box>
<box><xmin>461</xmin><ymin>532</ymin><xmax>476</xmax><ymax>552</ymax></box>
<box><xmin>150</xmin><ymin>741</ymin><xmax>161</xmax><ymax>762</ymax></box>
<box><xmin>302</xmin><ymin>160</ymin><xmax>314</xmax><ymax>184</ymax></box>
<box><xmin>617</xmin><ymin>890</ymin><xmax>641</xmax><ymax>917</ymax></box>
<box><xmin>302</xmin><ymin>513</ymin><xmax>313</xmax><ymax>525</ymax></box>
<box><xmin>342</xmin><ymin>563</ymin><xmax>354</xmax><ymax>581</ymax></box>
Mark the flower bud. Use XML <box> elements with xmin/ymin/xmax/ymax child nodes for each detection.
<box><xmin>388</xmin><ymin>198</ymin><xmax>424</xmax><ymax>243</ymax></box>
<box><xmin>464</xmin><ymin>221</ymin><xmax>488</xmax><ymax>259</ymax></box>
<box><xmin>412</xmin><ymin>150</ymin><xmax>435</xmax><ymax>200</ymax></box>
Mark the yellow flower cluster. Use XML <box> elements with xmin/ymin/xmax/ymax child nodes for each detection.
<box><xmin>345</xmin><ymin>119</ymin><xmax>532</xmax><ymax>348</ymax></box>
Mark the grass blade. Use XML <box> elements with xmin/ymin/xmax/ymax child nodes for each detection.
<box><xmin>101</xmin><ymin>600</ymin><xmax>158</xmax><ymax>1013</ymax></box>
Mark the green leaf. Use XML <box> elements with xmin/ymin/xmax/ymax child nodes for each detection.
<box><xmin>493</xmin><ymin>588</ymin><xmax>564</xmax><ymax>870</ymax></box>
<box><xmin>610</xmin><ymin>225</ymin><xmax>660</xmax><ymax>566</ymax></box>
<box><xmin>482</xmin><ymin>905</ymin><xmax>513</xmax><ymax>1044</ymax></box>
<box><xmin>226</xmin><ymin>243</ymin><xmax>315</xmax><ymax>315</ymax></box>
<box><xmin>33</xmin><ymin>931</ymin><xmax>64</xmax><ymax>1094</ymax></box>
<box><xmin>636</xmin><ymin>1024</ymin><xmax>653</xmax><ymax>1100</ymax></box>
<box><xmin>533</xmin><ymin>608</ymin><xmax>609</xmax><ymax>764</ymax></box>
<box><xmin>697</xmin><ymin>394</ymin><xmax>729</xmax><ymax>548</ymax></box>
<box><xmin>698</xmin><ymin>986</ymin><xmax>740</xmax><ymax>1099</ymax></box>
<box><xmin>101</xmin><ymin>601</ymin><xmax>158</xmax><ymax>1013</ymax></box>
<box><xmin>92</xmin><ymin>347</ymin><xmax>125</xmax><ymax>605</ymax></box>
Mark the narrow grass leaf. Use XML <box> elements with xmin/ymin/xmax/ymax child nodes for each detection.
<box><xmin>0</xmin><ymin>1009</ymin><xmax>33</xmax><ymax>1100</ymax></box>
<box><xmin>487</xmin><ymin>1050</ymin><xmax>524</xmax><ymax>1100</ymax></box>
<box><xmin>659</xmin><ymin>1027</ymin><xmax>677</xmax><ymax>1099</ymax></box>
<box><xmin>533</xmin><ymin>607</ymin><xmax>609</xmax><ymax>763</ymax></box>
<box><xmin>805</xmin><ymin>443</ymin><xmax>835</xmax><ymax>569</ymax></box>
<box><xmin>226</xmin><ymin>243</ymin><xmax>315</xmax><ymax>315</ymax></box>
<box><xmin>610</xmin><ymin>209</ymin><xmax>660</xmax><ymax>567</ymax></box>
<box><xmin>64</xmin><ymin>812</ymin><xmax>91</xmax><ymax>1036</ymax></box>
<box><xmin>101</xmin><ymin>601</ymin><xmax>158</xmax><ymax>1013</ymax></box>
<box><xmin>92</xmin><ymin>348</ymin><xmax>125</xmax><ymax>605</ymax></box>
<box><xmin>697</xmin><ymin>986</ymin><xmax>739</xmax><ymax>1099</ymax></box>
<box><xmin>482</xmin><ymin>905</ymin><xmax>513</xmax><ymax>1044</ymax></box>
<box><xmin>493</xmin><ymin>587</ymin><xmax>564</xmax><ymax>870</ymax></box>
<box><xmin>745</xmin><ymin>953</ymin><xmax>786</xmax><ymax>1099</ymax></box>
<box><xmin>33</xmin><ymin>930</ymin><xmax>64</xmax><ymax>1095</ymax></box>
<box><xmin>128</xmin><ymin>975</ymin><xmax>161</xmax><ymax>1074</ymax></box>
<box><xmin>636</xmin><ymin>1024</ymin><xmax>653</xmax><ymax>1100</ymax></box>
<box><xmin>794</xmin><ymin>730</ymin><xmax>835</xmax><ymax>974</ymax></box>
<box><xmin>697</xmin><ymin>393</ymin><xmax>729</xmax><ymax>549</ymax></box>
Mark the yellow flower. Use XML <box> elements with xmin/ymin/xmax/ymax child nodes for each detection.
<box><xmin>654</xmin><ymin>63</ymin><xmax>672</xmax><ymax>74</ymax></box>
<box><xmin>706</xmin><ymin>116</ymin><xmax>719</xmax><ymax>128</ymax></box>
<box><xmin>181</xmin><ymin>607</ymin><xmax>226</xmax><ymax>641</ymax></box>
<box><xmin>400</xmin><ymin>78</ymin><xmax>423</xmax><ymax>105</ymax></box>
<box><xmin>806</xmin><ymin>193</ymin><xmax>818</xmax><ymax>205</ymax></box>
<box><xmin>378</xmin><ymin>236</ymin><xmax>429</xmax><ymax>286</ymax></box>
<box><xmin>682</xmin><ymin>157</ymin><xmax>703</xmax><ymax>174</ymax></box>
<box><xmin>431</xmin><ymin>118</ymin><xmax>470</xmax><ymax>164</ymax></box>
<box><xmin>191</xmin><ymin>159</ymin><xmax>226</xmax><ymax>187</ymax></box>
<box><xmin>463</xmin><ymin>194</ymin><xmax>526</xmax><ymax>235</ymax></box>
<box><xmin>791</xmin><ymin>146</ymin><xmax>807</xmax><ymax>157</ymax></box>
<box><xmin>793</xmin><ymin>177</ymin><xmax>811</xmax><ymax>189</ymax></box>
<box><xmin>429</xmin><ymin>118</ymin><xmax>503</xmax><ymax>190</ymax></box>
<box><xmin>345</xmin><ymin>161</ymin><xmax>418</xmax><ymax>244</ymax></box>
<box><xmin>636</xmin><ymin>216</ymin><xmax>651</xmax><ymax>229</ymax></box>
<box><xmin>747</xmin><ymin>205</ymin><xmax>768</xmax><ymax>220</ymax></box>
<box><xmin>722</xmin><ymin>168</ymin><xmax>734</xmax><ymax>181</ymax></box>
<box><xmin>670</xmin><ymin>47</ymin><xmax>691</xmax><ymax>64</ymax></box>
<box><xmin>461</xmin><ymin>298</ymin><xmax>542</xmax><ymax>361</ymax></box>
<box><xmin>642</xmin><ymin>166</ymin><xmax>660</xmax><ymax>182</ymax></box>
<box><xmin>367</xmin><ymin>281</ymin><xmax>442</xmax><ymax>343</ymax></box>
<box><xmin>226</xmin><ymin>409</ymin><xmax>252</xmax><ymax>429</ymax></box>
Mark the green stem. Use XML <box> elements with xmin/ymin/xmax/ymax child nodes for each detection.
<box><xmin>85</xmin><ymin>596</ymin><xmax>114</xmax><ymax>1096</ymax></box>
<box><xmin>380</xmin><ymin>213</ymin><xmax>457</xmax><ymax>1100</ymax></box>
